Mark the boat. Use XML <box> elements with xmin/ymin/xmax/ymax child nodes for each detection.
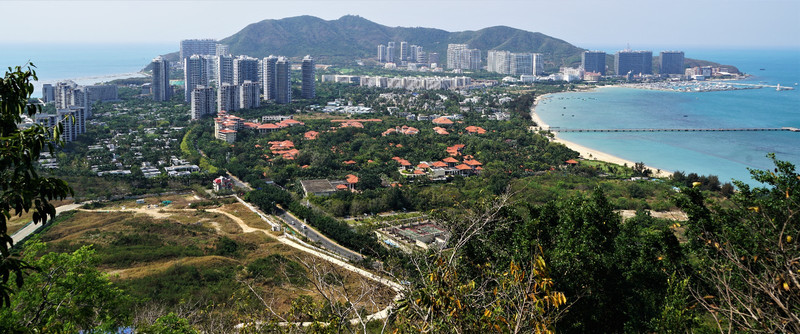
<box><xmin>760</xmin><ymin>68</ymin><xmax>766</xmax><ymax>71</ymax></box>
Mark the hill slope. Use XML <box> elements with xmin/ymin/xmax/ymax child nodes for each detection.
<box><xmin>219</xmin><ymin>15</ymin><xmax>585</xmax><ymax>69</ymax></box>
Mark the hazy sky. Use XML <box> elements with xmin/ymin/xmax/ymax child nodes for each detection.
<box><xmin>2</xmin><ymin>0</ymin><xmax>799</xmax><ymax>49</ymax></box>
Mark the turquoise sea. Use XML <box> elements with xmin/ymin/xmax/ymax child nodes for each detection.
<box><xmin>0</xmin><ymin>43</ymin><xmax>173</xmax><ymax>96</ymax></box>
<box><xmin>536</xmin><ymin>49</ymin><xmax>800</xmax><ymax>186</ymax></box>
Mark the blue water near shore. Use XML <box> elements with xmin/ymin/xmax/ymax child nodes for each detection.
<box><xmin>0</xmin><ymin>43</ymin><xmax>173</xmax><ymax>96</ymax></box>
<box><xmin>536</xmin><ymin>49</ymin><xmax>800</xmax><ymax>186</ymax></box>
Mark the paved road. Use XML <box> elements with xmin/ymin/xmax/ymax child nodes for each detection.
<box><xmin>276</xmin><ymin>208</ymin><xmax>364</xmax><ymax>262</ymax></box>
<box><xmin>226</xmin><ymin>172</ymin><xmax>253</xmax><ymax>191</ymax></box>
<box><xmin>11</xmin><ymin>203</ymin><xmax>82</xmax><ymax>245</ymax></box>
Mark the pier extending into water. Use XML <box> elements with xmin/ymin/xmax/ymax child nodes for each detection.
<box><xmin>544</xmin><ymin>127</ymin><xmax>800</xmax><ymax>133</ymax></box>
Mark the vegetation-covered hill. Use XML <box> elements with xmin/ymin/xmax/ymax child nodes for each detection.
<box><xmin>218</xmin><ymin>15</ymin><xmax>584</xmax><ymax>68</ymax></box>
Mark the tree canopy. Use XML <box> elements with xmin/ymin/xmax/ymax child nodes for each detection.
<box><xmin>0</xmin><ymin>64</ymin><xmax>72</xmax><ymax>307</ymax></box>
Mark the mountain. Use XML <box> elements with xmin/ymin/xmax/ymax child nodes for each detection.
<box><xmin>218</xmin><ymin>15</ymin><xmax>585</xmax><ymax>69</ymax></box>
<box><xmin>155</xmin><ymin>15</ymin><xmax>731</xmax><ymax>74</ymax></box>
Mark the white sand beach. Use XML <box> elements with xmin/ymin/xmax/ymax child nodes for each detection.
<box><xmin>531</xmin><ymin>93</ymin><xmax>672</xmax><ymax>178</ymax></box>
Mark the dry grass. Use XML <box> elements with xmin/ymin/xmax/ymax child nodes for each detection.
<box><xmin>36</xmin><ymin>194</ymin><xmax>396</xmax><ymax>319</ymax></box>
<box><xmin>217</xmin><ymin>203</ymin><xmax>272</xmax><ymax>230</ymax></box>
<box><xmin>107</xmin><ymin>255</ymin><xmax>241</xmax><ymax>280</ymax></box>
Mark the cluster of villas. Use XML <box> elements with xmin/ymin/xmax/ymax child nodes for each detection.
<box><xmin>395</xmin><ymin>144</ymin><xmax>482</xmax><ymax>180</ymax></box>
<box><xmin>213</xmin><ymin>111</ymin><xmax>305</xmax><ymax>144</ymax></box>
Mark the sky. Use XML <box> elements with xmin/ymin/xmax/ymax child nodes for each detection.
<box><xmin>1</xmin><ymin>0</ymin><xmax>799</xmax><ymax>49</ymax></box>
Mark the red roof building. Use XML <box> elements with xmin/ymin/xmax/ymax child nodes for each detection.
<box><xmin>465</xmin><ymin>126</ymin><xmax>487</xmax><ymax>134</ymax></box>
<box><xmin>432</xmin><ymin>117</ymin><xmax>454</xmax><ymax>126</ymax></box>
<box><xmin>304</xmin><ymin>130</ymin><xmax>320</xmax><ymax>140</ymax></box>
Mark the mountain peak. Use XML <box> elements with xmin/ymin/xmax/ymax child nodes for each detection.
<box><xmin>219</xmin><ymin>15</ymin><xmax>585</xmax><ymax>68</ymax></box>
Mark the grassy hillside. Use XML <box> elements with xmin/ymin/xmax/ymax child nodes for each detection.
<box><xmin>37</xmin><ymin>193</ymin><xmax>394</xmax><ymax>328</ymax></box>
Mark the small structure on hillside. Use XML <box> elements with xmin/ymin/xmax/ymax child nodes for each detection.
<box><xmin>213</xmin><ymin>176</ymin><xmax>234</xmax><ymax>192</ymax></box>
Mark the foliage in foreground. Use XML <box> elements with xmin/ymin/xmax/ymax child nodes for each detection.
<box><xmin>677</xmin><ymin>154</ymin><xmax>800</xmax><ymax>333</ymax></box>
<box><xmin>1</xmin><ymin>64</ymin><xmax>72</xmax><ymax>307</ymax></box>
<box><xmin>0</xmin><ymin>239</ymin><xmax>127</xmax><ymax>332</ymax></box>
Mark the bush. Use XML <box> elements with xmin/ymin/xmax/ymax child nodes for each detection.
<box><xmin>247</xmin><ymin>254</ymin><xmax>306</xmax><ymax>286</ymax></box>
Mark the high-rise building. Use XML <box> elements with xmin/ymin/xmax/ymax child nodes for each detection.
<box><xmin>41</xmin><ymin>84</ymin><xmax>55</xmax><ymax>102</ymax></box>
<box><xmin>408</xmin><ymin>45</ymin><xmax>418</xmax><ymax>63</ymax></box>
<box><xmin>216</xmin><ymin>55</ymin><xmax>233</xmax><ymax>85</ymax></box>
<box><xmin>511</xmin><ymin>53</ymin><xmax>537</xmax><ymax>76</ymax></box>
<box><xmin>414</xmin><ymin>46</ymin><xmax>425</xmax><ymax>63</ymax></box>
<box><xmin>180</xmin><ymin>39</ymin><xmax>217</xmax><ymax>61</ymax></box>
<box><xmin>239</xmin><ymin>81</ymin><xmax>261</xmax><ymax>109</ymax></box>
<box><xmin>487</xmin><ymin>50</ymin><xmax>511</xmax><ymax>74</ymax></box>
<box><xmin>55</xmin><ymin>80</ymin><xmax>78</xmax><ymax>110</ymax></box>
<box><xmin>488</xmin><ymin>51</ymin><xmax>539</xmax><ymax>76</ymax></box>
<box><xmin>400</xmin><ymin>42</ymin><xmax>408</xmax><ymax>61</ymax></box>
<box><xmin>275</xmin><ymin>57</ymin><xmax>291</xmax><ymax>104</ymax></box>
<box><xmin>386</xmin><ymin>45</ymin><xmax>395</xmax><ymax>63</ymax></box>
<box><xmin>191</xmin><ymin>85</ymin><xmax>216</xmax><ymax>120</ymax></box>
<box><xmin>378</xmin><ymin>45</ymin><xmax>387</xmax><ymax>62</ymax></box>
<box><xmin>217</xmin><ymin>83</ymin><xmax>240</xmax><ymax>112</ymax></box>
<box><xmin>184</xmin><ymin>55</ymin><xmax>209</xmax><ymax>103</ymax></box>
<box><xmin>215</xmin><ymin>44</ymin><xmax>230</xmax><ymax>57</ymax></box>
<box><xmin>659</xmin><ymin>51</ymin><xmax>685</xmax><ymax>75</ymax></box>
<box><xmin>582</xmin><ymin>51</ymin><xmax>606</xmax><ymax>75</ymax></box>
<box><xmin>447</xmin><ymin>44</ymin><xmax>481</xmax><ymax>70</ymax></box>
<box><xmin>85</xmin><ymin>85</ymin><xmax>118</xmax><ymax>102</ymax></box>
<box><xmin>57</xmin><ymin>106</ymin><xmax>86</xmax><ymax>143</ymax></box>
<box><xmin>615</xmin><ymin>50</ymin><xmax>653</xmax><ymax>76</ymax></box>
<box><xmin>301</xmin><ymin>55</ymin><xmax>316</xmax><ymax>99</ymax></box>
<box><xmin>262</xmin><ymin>55</ymin><xmax>278</xmax><ymax>101</ymax></box>
<box><xmin>233</xmin><ymin>56</ymin><xmax>259</xmax><ymax>85</ymax></box>
<box><xmin>152</xmin><ymin>56</ymin><xmax>171</xmax><ymax>102</ymax></box>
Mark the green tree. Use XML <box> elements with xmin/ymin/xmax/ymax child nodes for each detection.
<box><xmin>1</xmin><ymin>64</ymin><xmax>73</xmax><ymax>307</ymax></box>
<box><xmin>677</xmin><ymin>154</ymin><xmax>800</xmax><ymax>333</ymax></box>
<box><xmin>138</xmin><ymin>313</ymin><xmax>198</xmax><ymax>334</ymax></box>
<box><xmin>0</xmin><ymin>239</ymin><xmax>128</xmax><ymax>332</ymax></box>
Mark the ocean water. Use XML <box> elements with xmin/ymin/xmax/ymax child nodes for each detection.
<box><xmin>536</xmin><ymin>49</ymin><xmax>800</xmax><ymax>186</ymax></box>
<box><xmin>0</xmin><ymin>43</ymin><xmax>173</xmax><ymax>96</ymax></box>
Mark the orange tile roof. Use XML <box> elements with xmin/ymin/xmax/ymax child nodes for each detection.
<box><xmin>399</xmin><ymin>159</ymin><xmax>412</xmax><ymax>166</ymax></box>
<box><xmin>432</xmin><ymin>117</ymin><xmax>454</xmax><ymax>125</ymax></box>
<box><xmin>417</xmin><ymin>163</ymin><xmax>430</xmax><ymax>169</ymax></box>
<box><xmin>391</xmin><ymin>156</ymin><xmax>402</xmax><ymax>161</ymax></box>
<box><xmin>432</xmin><ymin>161</ymin><xmax>448</xmax><ymax>168</ymax></box>
<box><xmin>219</xmin><ymin>129</ymin><xmax>237</xmax><ymax>133</ymax></box>
<box><xmin>565</xmin><ymin>159</ymin><xmax>579</xmax><ymax>164</ymax></box>
<box><xmin>465</xmin><ymin>126</ymin><xmax>487</xmax><ymax>134</ymax></box>
<box><xmin>304</xmin><ymin>130</ymin><xmax>319</xmax><ymax>140</ymax></box>
<box><xmin>346</xmin><ymin>174</ymin><xmax>359</xmax><ymax>184</ymax></box>
<box><xmin>343</xmin><ymin>160</ymin><xmax>356</xmax><ymax>165</ymax></box>
<box><xmin>413</xmin><ymin>169</ymin><xmax>425</xmax><ymax>175</ymax></box>
<box><xmin>455</xmin><ymin>164</ymin><xmax>473</xmax><ymax>170</ymax></box>
<box><xmin>340</xmin><ymin>121</ymin><xmax>364</xmax><ymax>128</ymax></box>
<box><xmin>258</xmin><ymin>123</ymin><xmax>280</xmax><ymax>129</ymax></box>
<box><xmin>442</xmin><ymin>157</ymin><xmax>459</xmax><ymax>163</ymax></box>
<box><xmin>464</xmin><ymin>159</ymin><xmax>482</xmax><ymax>166</ymax></box>
<box><xmin>280</xmin><ymin>119</ymin><xmax>304</xmax><ymax>125</ymax></box>
<box><xmin>336</xmin><ymin>184</ymin><xmax>349</xmax><ymax>190</ymax></box>
<box><xmin>433</xmin><ymin>127</ymin><xmax>449</xmax><ymax>135</ymax></box>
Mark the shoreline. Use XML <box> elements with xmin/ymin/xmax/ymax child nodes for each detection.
<box><xmin>531</xmin><ymin>92</ymin><xmax>673</xmax><ymax>178</ymax></box>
